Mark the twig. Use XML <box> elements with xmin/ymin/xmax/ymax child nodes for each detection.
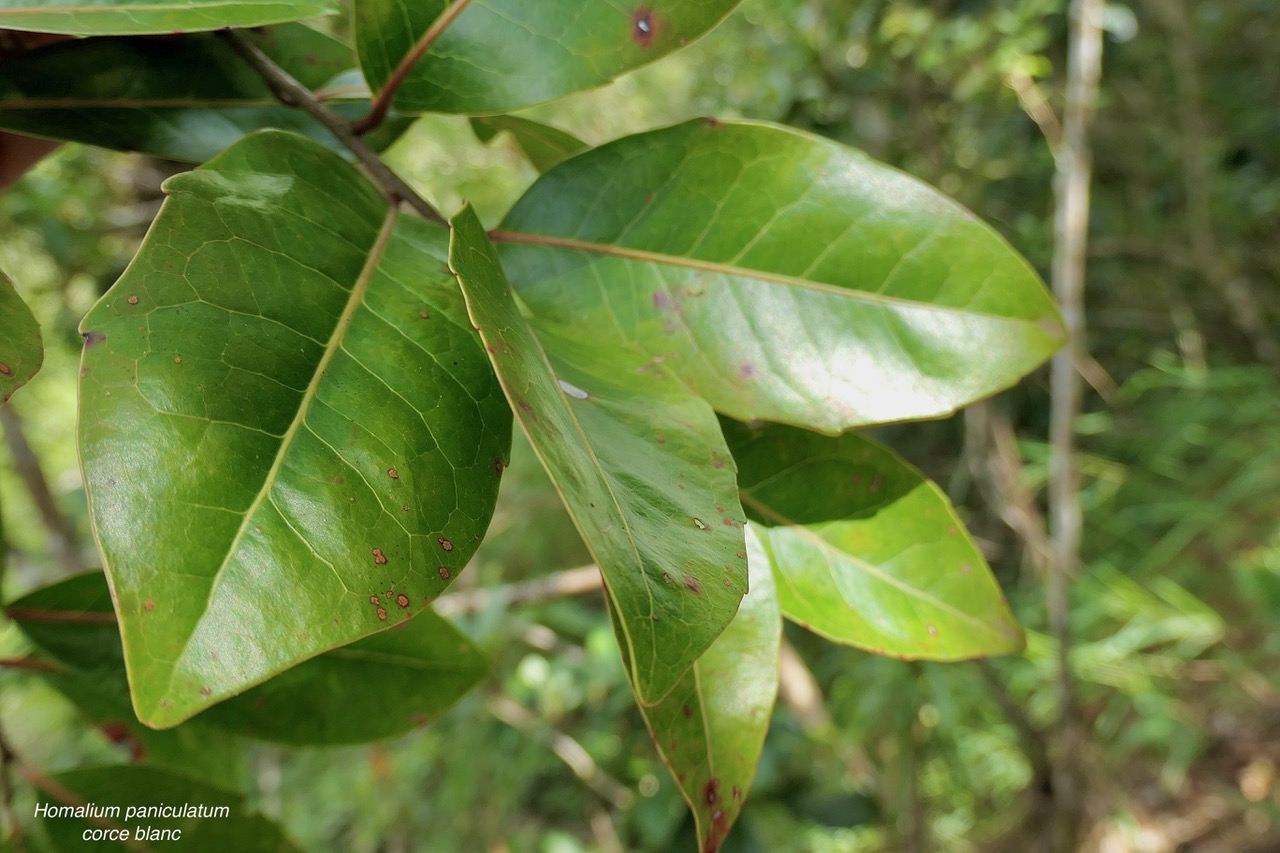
<box><xmin>218</xmin><ymin>29</ymin><xmax>446</xmax><ymax>227</ymax></box>
<box><xmin>433</xmin><ymin>565</ymin><xmax>603</xmax><ymax>616</ymax></box>
<box><xmin>0</xmin><ymin>405</ymin><xmax>83</xmax><ymax>576</ymax></box>
<box><xmin>0</xmin><ymin>720</ymin><xmax>25</xmax><ymax>853</ymax></box>
<box><xmin>1046</xmin><ymin>0</ymin><xmax>1105</xmax><ymax>847</ymax></box>
<box><xmin>488</xmin><ymin>695</ymin><xmax>635</xmax><ymax>810</ymax></box>
<box><xmin>353</xmin><ymin>0</ymin><xmax>476</xmax><ymax>135</ymax></box>
<box><xmin>0</xmin><ymin>657</ymin><xmax>62</xmax><ymax>673</ymax></box>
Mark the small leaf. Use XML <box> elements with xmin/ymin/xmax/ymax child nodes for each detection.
<box><xmin>0</xmin><ymin>0</ymin><xmax>335</xmax><ymax>36</ymax></box>
<box><xmin>78</xmin><ymin>132</ymin><xmax>511</xmax><ymax>727</ymax></box>
<box><xmin>470</xmin><ymin>115</ymin><xmax>587</xmax><ymax>173</ymax></box>
<box><xmin>0</xmin><ymin>27</ymin><xmax>410</xmax><ymax>163</ymax></box>
<box><xmin>496</xmin><ymin>119</ymin><xmax>1065</xmax><ymax>433</ymax></box>
<box><xmin>34</xmin><ymin>765</ymin><xmax>296</xmax><ymax>852</ymax></box>
<box><xmin>8</xmin><ymin>571</ymin><xmax>490</xmax><ymax>745</ymax></box>
<box><xmin>354</xmin><ymin>0</ymin><xmax>742</xmax><ymax>114</ymax></box>
<box><xmin>449</xmin><ymin>205</ymin><xmax>747</xmax><ymax>705</ymax></box>
<box><xmin>0</xmin><ymin>269</ymin><xmax>42</xmax><ymax>406</ymax></box>
<box><xmin>626</xmin><ymin>525</ymin><xmax>779</xmax><ymax>853</ymax></box>
<box><xmin>725</xmin><ymin>419</ymin><xmax>1024</xmax><ymax>658</ymax></box>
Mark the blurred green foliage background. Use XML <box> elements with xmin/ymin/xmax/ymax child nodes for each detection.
<box><xmin>2</xmin><ymin>0</ymin><xmax>1279</xmax><ymax>850</ymax></box>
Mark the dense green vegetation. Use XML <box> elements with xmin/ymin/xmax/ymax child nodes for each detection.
<box><xmin>2</xmin><ymin>0</ymin><xmax>1278</xmax><ymax>850</ymax></box>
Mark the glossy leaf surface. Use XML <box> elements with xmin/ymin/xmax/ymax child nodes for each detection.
<box><xmin>631</xmin><ymin>525</ymin><xmax>779</xmax><ymax>853</ymax></box>
<box><xmin>353</xmin><ymin>0</ymin><xmax>741</xmax><ymax>114</ymax></box>
<box><xmin>0</xmin><ymin>27</ymin><xmax>408</xmax><ymax>163</ymax></box>
<box><xmin>450</xmin><ymin>206</ymin><xmax>746</xmax><ymax>705</ymax></box>
<box><xmin>78</xmin><ymin>132</ymin><xmax>511</xmax><ymax>728</ymax></box>
<box><xmin>0</xmin><ymin>0</ymin><xmax>334</xmax><ymax>35</ymax></box>
<box><xmin>497</xmin><ymin>119</ymin><xmax>1065</xmax><ymax>433</ymax></box>
<box><xmin>0</xmin><ymin>269</ymin><xmax>41</xmax><ymax>405</ymax></box>
<box><xmin>37</xmin><ymin>765</ymin><xmax>296</xmax><ymax>852</ymax></box>
<box><xmin>470</xmin><ymin>115</ymin><xmax>586</xmax><ymax>173</ymax></box>
<box><xmin>725</xmin><ymin>419</ymin><xmax>1023</xmax><ymax>658</ymax></box>
<box><xmin>7</xmin><ymin>572</ymin><xmax>490</xmax><ymax>745</ymax></box>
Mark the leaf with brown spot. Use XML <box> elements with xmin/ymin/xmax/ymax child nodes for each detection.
<box><xmin>0</xmin><ymin>268</ymin><xmax>42</xmax><ymax>407</ymax></box>
<box><xmin>78</xmin><ymin>133</ymin><xmax>511</xmax><ymax>728</ymax></box>
<box><xmin>618</xmin><ymin>526</ymin><xmax>780</xmax><ymax>853</ymax></box>
<box><xmin>353</xmin><ymin>0</ymin><xmax>742</xmax><ymax>114</ymax></box>
<box><xmin>450</xmin><ymin>206</ymin><xmax>746</xmax><ymax>705</ymax></box>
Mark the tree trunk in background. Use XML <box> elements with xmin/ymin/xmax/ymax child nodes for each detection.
<box><xmin>1048</xmin><ymin>0</ymin><xmax>1105</xmax><ymax>848</ymax></box>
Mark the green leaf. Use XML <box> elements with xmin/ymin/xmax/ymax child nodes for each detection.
<box><xmin>354</xmin><ymin>0</ymin><xmax>742</xmax><ymax>114</ymax></box>
<box><xmin>0</xmin><ymin>269</ymin><xmax>42</xmax><ymax>406</ymax></box>
<box><xmin>199</xmin><ymin>611</ymin><xmax>489</xmax><ymax>744</ymax></box>
<box><xmin>496</xmin><ymin>119</ymin><xmax>1065</xmax><ymax>433</ymax></box>
<box><xmin>78</xmin><ymin>131</ymin><xmax>511</xmax><ymax>728</ymax></box>
<box><xmin>0</xmin><ymin>0</ymin><xmax>335</xmax><ymax>36</ymax></box>
<box><xmin>34</xmin><ymin>765</ymin><xmax>296</xmax><ymax>852</ymax></box>
<box><xmin>724</xmin><ymin>419</ymin><xmax>1024</xmax><ymax>658</ymax></box>
<box><xmin>628</xmin><ymin>525</ymin><xmax>779</xmax><ymax>853</ymax></box>
<box><xmin>449</xmin><ymin>205</ymin><xmax>747</xmax><ymax>706</ymax></box>
<box><xmin>6</xmin><ymin>573</ymin><xmax>243</xmax><ymax>787</ymax></box>
<box><xmin>0</xmin><ymin>27</ymin><xmax>410</xmax><ymax>163</ymax></box>
<box><xmin>9</xmin><ymin>571</ymin><xmax>490</xmax><ymax>746</ymax></box>
<box><xmin>470</xmin><ymin>115</ymin><xmax>587</xmax><ymax>173</ymax></box>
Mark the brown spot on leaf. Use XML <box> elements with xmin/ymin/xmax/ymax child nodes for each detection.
<box><xmin>144</xmin><ymin>599</ymin><xmax>155</xmax><ymax>612</ymax></box>
<box><xmin>377</xmin><ymin>607</ymin><xmax>388</xmax><ymax>621</ymax></box>
<box><xmin>704</xmin><ymin>777</ymin><xmax>720</xmax><ymax>805</ymax></box>
<box><xmin>396</xmin><ymin>593</ymin><xmax>410</xmax><ymax>608</ymax></box>
<box><xmin>738</xmin><ymin>363</ymin><xmax>757</xmax><ymax>378</ymax></box>
<box><xmin>684</xmin><ymin>576</ymin><xmax>703</xmax><ymax>595</ymax></box>
<box><xmin>651</xmin><ymin>613</ymin><xmax>660</xmax><ymax>622</ymax></box>
<box><xmin>387</xmin><ymin>467</ymin><xmax>399</xmax><ymax>479</ymax></box>
<box><xmin>869</xmin><ymin>473</ymin><xmax>882</xmax><ymax>493</ymax></box>
<box><xmin>632</xmin><ymin>7</ymin><xmax>656</xmax><ymax>47</ymax></box>
<box><xmin>927</xmin><ymin>625</ymin><xmax>938</xmax><ymax>636</ymax></box>
<box><xmin>402</xmin><ymin>504</ymin><xmax>410</xmax><ymax>511</ymax></box>
<box><xmin>682</xmin><ymin>704</ymin><xmax>693</xmax><ymax>718</ymax></box>
<box><xmin>418</xmin><ymin>310</ymin><xmax>430</xmax><ymax>319</ymax></box>
<box><xmin>173</xmin><ymin>356</ymin><xmax>182</xmax><ymax>364</ymax></box>
<box><xmin>438</xmin><ymin>566</ymin><xmax>451</xmax><ymax>580</ymax></box>
<box><xmin>372</xmin><ymin>548</ymin><xmax>388</xmax><ymax>565</ymax></box>
<box><xmin>732</xmin><ymin>785</ymin><xmax>742</xmax><ymax>800</ymax></box>
<box><xmin>82</xmin><ymin>331</ymin><xmax>106</xmax><ymax>348</ymax></box>
<box><xmin>126</xmin><ymin>295</ymin><xmax>139</xmax><ymax>305</ymax></box>
<box><xmin>494</xmin><ymin>458</ymin><xmax>505</xmax><ymax>477</ymax></box>
<box><xmin>653</xmin><ymin>290</ymin><xmax>674</xmax><ymax>310</ymax></box>
<box><xmin>438</xmin><ymin>537</ymin><xmax>454</xmax><ymax>552</ymax></box>
<box><xmin>199</xmin><ymin>687</ymin><xmax>211</xmax><ymax>697</ymax></box>
<box><xmin>369</xmin><ymin>595</ymin><xmax>380</xmax><ymax>605</ymax></box>
<box><xmin>721</xmin><ymin>518</ymin><xmax>737</xmax><ymax>527</ymax></box>
<box><xmin>0</xmin><ymin>363</ymin><xmax>10</xmax><ymax>376</ymax></box>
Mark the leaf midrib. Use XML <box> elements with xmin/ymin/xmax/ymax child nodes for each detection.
<box><xmin>156</xmin><ymin>206</ymin><xmax>400</xmax><ymax>710</ymax></box>
<box><xmin>490</xmin><ymin>230</ymin><xmax>1034</xmax><ymax>323</ymax></box>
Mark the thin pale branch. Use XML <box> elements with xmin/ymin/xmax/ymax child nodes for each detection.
<box><xmin>353</xmin><ymin>0</ymin><xmax>476</xmax><ymax>135</ymax></box>
<box><xmin>0</xmin><ymin>405</ymin><xmax>83</xmax><ymax>576</ymax></box>
<box><xmin>218</xmin><ymin>29</ymin><xmax>446</xmax><ymax>227</ymax></box>
<box><xmin>1046</xmin><ymin>0</ymin><xmax>1106</xmax><ymax>846</ymax></box>
<box><xmin>433</xmin><ymin>565</ymin><xmax>603</xmax><ymax>616</ymax></box>
<box><xmin>489</xmin><ymin>695</ymin><xmax>635</xmax><ymax>810</ymax></box>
